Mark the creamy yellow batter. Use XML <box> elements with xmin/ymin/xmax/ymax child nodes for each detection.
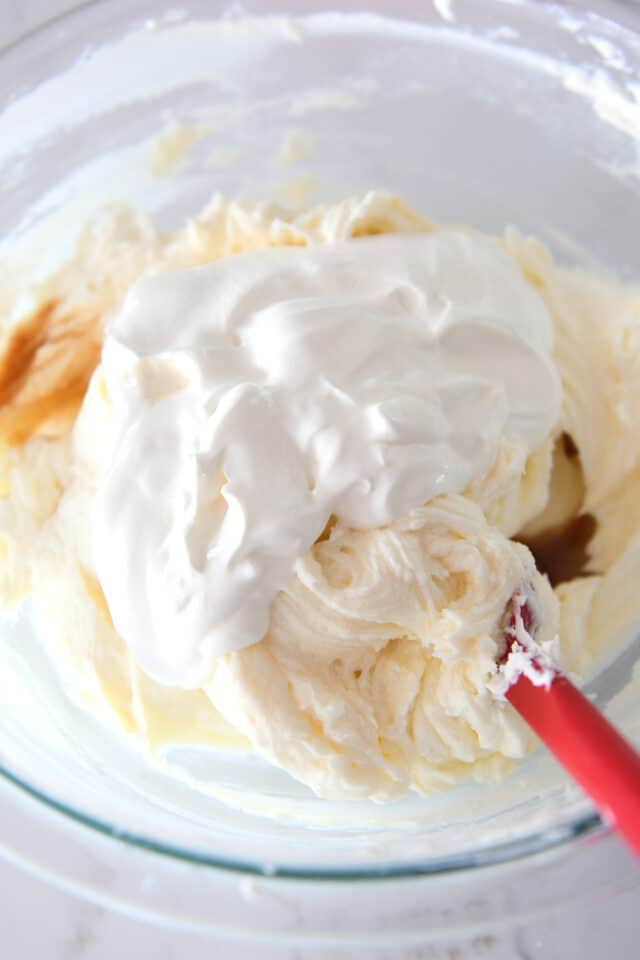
<box><xmin>0</xmin><ymin>192</ymin><xmax>638</xmax><ymax>800</ymax></box>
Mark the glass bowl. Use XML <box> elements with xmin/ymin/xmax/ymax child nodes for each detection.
<box><xmin>0</xmin><ymin>0</ymin><xmax>639</xmax><ymax>941</ymax></box>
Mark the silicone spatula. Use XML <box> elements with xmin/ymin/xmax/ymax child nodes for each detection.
<box><xmin>502</xmin><ymin>591</ymin><xmax>640</xmax><ymax>858</ymax></box>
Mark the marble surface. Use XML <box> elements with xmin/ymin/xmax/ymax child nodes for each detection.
<box><xmin>0</xmin><ymin>1</ymin><xmax>639</xmax><ymax>957</ymax></box>
<box><xmin>0</xmin><ymin>845</ymin><xmax>637</xmax><ymax>959</ymax></box>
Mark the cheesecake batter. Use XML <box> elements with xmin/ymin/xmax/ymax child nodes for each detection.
<box><xmin>0</xmin><ymin>192</ymin><xmax>638</xmax><ymax>800</ymax></box>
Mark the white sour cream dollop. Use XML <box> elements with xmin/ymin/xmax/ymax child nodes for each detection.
<box><xmin>94</xmin><ymin>231</ymin><xmax>560</xmax><ymax>687</ymax></box>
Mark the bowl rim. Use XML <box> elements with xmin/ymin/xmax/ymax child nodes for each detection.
<box><xmin>0</xmin><ymin>757</ymin><xmax>606</xmax><ymax>880</ymax></box>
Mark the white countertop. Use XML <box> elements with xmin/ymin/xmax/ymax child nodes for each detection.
<box><xmin>0</xmin><ymin>842</ymin><xmax>637</xmax><ymax>959</ymax></box>
<box><xmin>0</xmin><ymin>1</ymin><xmax>639</xmax><ymax>956</ymax></box>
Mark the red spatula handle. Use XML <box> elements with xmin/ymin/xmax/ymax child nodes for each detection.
<box><xmin>507</xmin><ymin>672</ymin><xmax>640</xmax><ymax>857</ymax></box>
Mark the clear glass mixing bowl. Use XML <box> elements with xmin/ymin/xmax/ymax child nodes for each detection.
<box><xmin>0</xmin><ymin>0</ymin><xmax>639</xmax><ymax>940</ymax></box>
